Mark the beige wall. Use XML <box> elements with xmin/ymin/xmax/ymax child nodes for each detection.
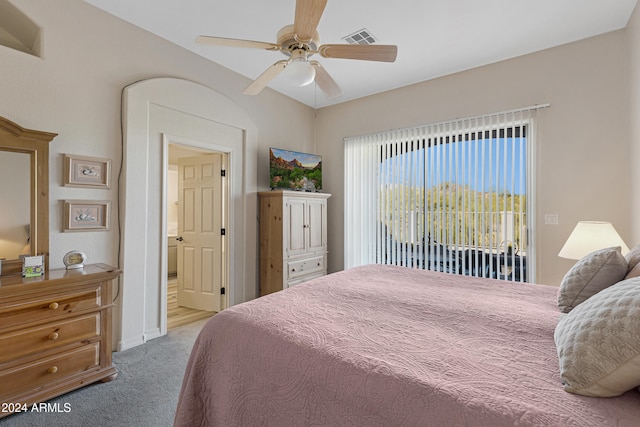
<box><xmin>0</xmin><ymin>0</ymin><xmax>315</xmax><ymax>345</ymax></box>
<box><xmin>1</xmin><ymin>0</ymin><xmax>638</xmax><ymax>298</ymax></box>
<box><xmin>316</xmin><ymin>29</ymin><xmax>632</xmax><ymax>285</ymax></box>
<box><xmin>629</xmin><ymin>2</ymin><xmax>640</xmax><ymax>246</ymax></box>
<box><xmin>0</xmin><ymin>0</ymin><xmax>314</xmax><ymax>271</ymax></box>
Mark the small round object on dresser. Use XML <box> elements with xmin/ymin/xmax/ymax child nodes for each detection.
<box><xmin>63</xmin><ymin>250</ymin><xmax>86</xmax><ymax>270</ymax></box>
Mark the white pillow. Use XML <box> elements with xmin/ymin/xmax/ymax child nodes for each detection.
<box><xmin>557</xmin><ymin>247</ymin><xmax>627</xmax><ymax>313</ymax></box>
<box><xmin>554</xmin><ymin>277</ymin><xmax>640</xmax><ymax>397</ymax></box>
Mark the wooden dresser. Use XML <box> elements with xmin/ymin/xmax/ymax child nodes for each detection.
<box><xmin>0</xmin><ymin>264</ymin><xmax>121</xmax><ymax>418</ymax></box>
<box><xmin>259</xmin><ymin>191</ymin><xmax>330</xmax><ymax>295</ymax></box>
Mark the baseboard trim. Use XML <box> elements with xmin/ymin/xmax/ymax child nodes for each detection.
<box><xmin>116</xmin><ymin>335</ymin><xmax>145</xmax><ymax>352</ymax></box>
<box><xmin>144</xmin><ymin>328</ymin><xmax>163</xmax><ymax>341</ymax></box>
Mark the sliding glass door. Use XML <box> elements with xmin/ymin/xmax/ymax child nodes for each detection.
<box><xmin>345</xmin><ymin>107</ymin><xmax>541</xmax><ymax>283</ymax></box>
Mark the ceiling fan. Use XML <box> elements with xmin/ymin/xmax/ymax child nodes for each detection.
<box><xmin>196</xmin><ymin>0</ymin><xmax>398</xmax><ymax>99</ymax></box>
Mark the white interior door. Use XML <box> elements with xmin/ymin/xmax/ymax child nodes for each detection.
<box><xmin>177</xmin><ymin>154</ymin><xmax>224</xmax><ymax>311</ymax></box>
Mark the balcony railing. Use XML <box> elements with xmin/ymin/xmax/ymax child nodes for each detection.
<box><xmin>380</xmin><ymin>210</ymin><xmax>527</xmax><ymax>282</ymax></box>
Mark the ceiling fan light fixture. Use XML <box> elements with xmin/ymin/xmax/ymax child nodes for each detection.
<box><xmin>284</xmin><ymin>57</ymin><xmax>316</xmax><ymax>87</ymax></box>
<box><xmin>197</xmin><ymin>0</ymin><xmax>396</xmax><ymax>97</ymax></box>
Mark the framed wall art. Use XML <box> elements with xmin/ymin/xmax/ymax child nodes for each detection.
<box><xmin>64</xmin><ymin>154</ymin><xmax>111</xmax><ymax>188</ymax></box>
<box><xmin>63</xmin><ymin>200</ymin><xmax>110</xmax><ymax>232</ymax></box>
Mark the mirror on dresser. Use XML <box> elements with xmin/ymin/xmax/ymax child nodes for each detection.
<box><xmin>0</xmin><ymin>116</ymin><xmax>56</xmax><ymax>276</ymax></box>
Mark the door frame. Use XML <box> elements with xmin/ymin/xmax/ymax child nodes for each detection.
<box><xmin>119</xmin><ymin>77</ymin><xmax>258</xmax><ymax>352</ymax></box>
<box><xmin>161</xmin><ymin>135</ymin><xmax>230</xmax><ymax>335</ymax></box>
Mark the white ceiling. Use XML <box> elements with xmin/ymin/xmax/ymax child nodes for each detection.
<box><xmin>83</xmin><ymin>0</ymin><xmax>637</xmax><ymax>108</ymax></box>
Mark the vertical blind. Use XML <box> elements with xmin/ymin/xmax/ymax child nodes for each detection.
<box><xmin>344</xmin><ymin>106</ymin><xmax>547</xmax><ymax>283</ymax></box>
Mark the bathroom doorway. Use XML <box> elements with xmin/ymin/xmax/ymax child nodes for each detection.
<box><xmin>166</xmin><ymin>143</ymin><xmax>228</xmax><ymax>329</ymax></box>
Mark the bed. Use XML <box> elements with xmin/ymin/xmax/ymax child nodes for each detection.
<box><xmin>174</xmin><ymin>264</ymin><xmax>640</xmax><ymax>426</ymax></box>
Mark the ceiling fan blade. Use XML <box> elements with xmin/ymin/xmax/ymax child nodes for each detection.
<box><xmin>196</xmin><ymin>35</ymin><xmax>280</xmax><ymax>51</ymax></box>
<box><xmin>294</xmin><ymin>0</ymin><xmax>327</xmax><ymax>43</ymax></box>
<box><xmin>319</xmin><ymin>44</ymin><xmax>398</xmax><ymax>62</ymax></box>
<box><xmin>243</xmin><ymin>60</ymin><xmax>288</xmax><ymax>95</ymax></box>
<box><xmin>310</xmin><ymin>61</ymin><xmax>343</xmax><ymax>99</ymax></box>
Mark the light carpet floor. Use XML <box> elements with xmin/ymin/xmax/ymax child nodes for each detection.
<box><xmin>1</xmin><ymin>317</ymin><xmax>210</xmax><ymax>427</ymax></box>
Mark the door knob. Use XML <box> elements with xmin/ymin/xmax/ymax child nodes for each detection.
<box><xmin>176</xmin><ymin>236</ymin><xmax>184</xmax><ymax>242</ymax></box>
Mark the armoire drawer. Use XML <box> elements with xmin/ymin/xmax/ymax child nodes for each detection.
<box><xmin>0</xmin><ymin>342</ymin><xmax>100</xmax><ymax>398</ymax></box>
<box><xmin>287</xmin><ymin>255</ymin><xmax>325</xmax><ymax>279</ymax></box>
<box><xmin>0</xmin><ymin>313</ymin><xmax>101</xmax><ymax>364</ymax></box>
<box><xmin>286</xmin><ymin>271</ymin><xmax>326</xmax><ymax>289</ymax></box>
<box><xmin>0</xmin><ymin>288</ymin><xmax>101</xmax><ymax>330</ymax></box>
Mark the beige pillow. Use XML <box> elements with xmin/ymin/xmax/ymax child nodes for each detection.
<box><xmin>554</xmin><ymin>277</ymin><xmax>640</xmax><ymax>397</ymax></box>
<box><xmin>626</xmin><ymin>263</ymin><xmax>640</xmax><ymax>280</ymax></box>
<box><xmin>625</xmin><ymin>244</ymin><xmax>640</xmax><ymax>269</ymax></box>
<box><xmin>557</xmin><ymin>247</ymin><xmax>627</xmax><ymax>313</ymax></box>
<box><xmin>625</xmin><ymin>244</ymin><xmax>640</xmax><ymax>279</ymax></box>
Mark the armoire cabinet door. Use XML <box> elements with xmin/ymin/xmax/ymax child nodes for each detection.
<box><xmin>285</xmin><ymin>198</ymin><xmax>307</xmax><ymax>257</ymax></box>
<box><xmin>306</xmin><ymin>199</ymin><xmax>326</xmax><ymax>253</ymax></box>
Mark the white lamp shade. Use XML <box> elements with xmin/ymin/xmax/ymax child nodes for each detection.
<box><xmin>283</xmin><ymin>59</ymin><xmax>316</xmax><ymax>87</ymax></box>
<box><xmin>558</xmin><ymin>221</ymin><xmax>629</xmax><ymax>260</ymax></box>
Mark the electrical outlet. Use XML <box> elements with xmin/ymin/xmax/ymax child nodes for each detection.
<box><xmin>545</xmin><ymin>214</ymin><xmax>559</xmax><ymax>225</ymax></box>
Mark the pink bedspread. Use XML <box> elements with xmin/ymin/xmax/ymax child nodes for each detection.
<box><xmin>174</xmin><ymin>265</ymin><xmax>640</xmax><ymax>426</ymax></box>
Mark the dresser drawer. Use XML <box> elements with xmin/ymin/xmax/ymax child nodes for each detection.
<box><xmin>0</xmin><ymin>288</ymin><xmax>101</xmax><ymax>330</ymax></box>
<box><xmin>287</xmin><ymin>255</ymin><xmax>325</xmax><ymax>279</ymax></box>
<box><xmin>0</xmin><ymin>313</ymin><xmax>100</xmax><ymax>364</ymax></box>
<box><xmin>0</xmin><ymin>342</ymin><xmax>100</xmax><ymax>398</ymax></box>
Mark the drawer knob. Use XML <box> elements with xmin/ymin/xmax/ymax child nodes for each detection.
<box><xmin>47</xmin><ymin>366</ymin><xmax>58</xmax><ymax>374</ymax></box>
<box><xmin>49</xmin><ymin>332</ymin><xmax>59</xmax><ymax>341</ymax></box>
<box><xmin>48</xmin><ymin>302</ymin><xmax>59</xmax><ymax>310</ymax></box>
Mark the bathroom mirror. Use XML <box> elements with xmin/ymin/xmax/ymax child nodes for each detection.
<box><xmin>0</xmin><ymin>116</ymin><xmax>56</xmax><ymax>275</ymax></box>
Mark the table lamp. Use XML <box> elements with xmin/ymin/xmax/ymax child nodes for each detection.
<box><xmin>558</xmin><ymin>221</ymin><xmax>629</xmax><ymax>260</ymax></box>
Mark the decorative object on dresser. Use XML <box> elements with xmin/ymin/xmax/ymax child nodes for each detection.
<box><xmin>0</xmin><ymin>264</ymin><xmax>121</xmax><ymax>419</ymax></box>
<box><xmin>21</xmin><ymin>254</ymin><xmax>45</xmax><ymax>277</ymax></box>
<box><xmin>63</xmin><ymin>154</ymin><xmax>111</xmax><ymax>189</ymax></box>
<box><xmin>259</xmin><ymin>190</ymin><xmax>330</xmax><ymax>295</ymax></box>
<box><xmin>63</xmin><ymin>250</ymin><xmax>87</xmax><ymax>270</ymax></box>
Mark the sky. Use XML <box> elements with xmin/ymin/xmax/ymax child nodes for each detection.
<box><xmin>381</xmin><ymin>137</ymin><xmax>527</xmax><ymax>195</ymax></box>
